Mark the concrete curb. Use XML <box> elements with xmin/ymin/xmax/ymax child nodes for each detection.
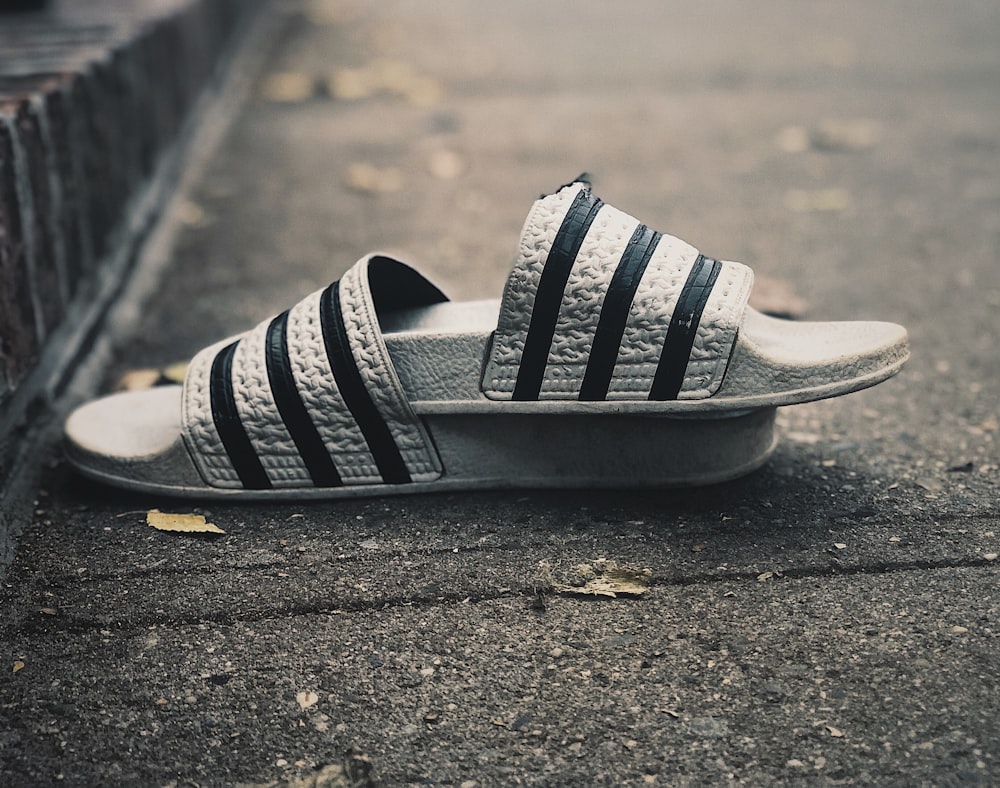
<box><xmin>0</xmin><ymin>0</ymin><xmax>268</xmax><ymax>563</ymax></box>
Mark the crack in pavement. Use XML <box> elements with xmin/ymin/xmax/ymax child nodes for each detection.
<box><xmin>9</xmin><ymin>555</ymin><xmax>996</xmax><ymax>639</ymax></box>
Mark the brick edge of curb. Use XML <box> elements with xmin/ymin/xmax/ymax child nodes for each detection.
<box><xmin>0</xmin><ymin>0</ymin><xmax>273</xmax><ymax>566</ymax></box>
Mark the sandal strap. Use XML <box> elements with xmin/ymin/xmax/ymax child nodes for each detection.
<box><xmin>482</xmin><ymin>181</ymin><xmax>754</xmax><ymax>401</ymax></box>
<box><xmin>181</xmin><ymin>255</ymin><xmax>446</xmax><ymax>490</ymax></box>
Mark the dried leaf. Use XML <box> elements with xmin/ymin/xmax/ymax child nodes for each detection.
<box><xmin>346</xmin><ymin>163</ymin><xmax>403</xmax><ymax>194</ymax></box>
<box><xmin>12</xmin><ymin>660</ymin><xmax>24</xmax><ymax>673</ymax></box>
<box><xmin>328</xmin><ymin>59</ymin><xmax>443</xmax><ymax>105</ymax></box>
<box><xmin>546</xmin><ymin>560</ymin><xmax>652</xmax><ymax>598</ymax></box>
<box><xmin>372</xmin><ymin>59</ymin><xmax>442</xmax><ymax>104</ymax></box>
<box><xmin>258</xmin><ymin>71</ymin><xmax>316</xmax><ymax>103</ymax></box>
<box><xmin>296</xmin><ymin>690</ymin><xmax>319</xmax><ymax>710</ymax></box>
<box><xmin>147</xmin><ymin>509</ymin><xmax>225</xmax><ymax>534</ymax></box>
<box><xmin>327</xmin><ymin>68</ymin><xmax>375</xmax><ymax>100</ymax></box>
<box><xmin>162</xmin><ymin>362</ymin><xmax>188</xmax><ymax>384</ymax></box>
<box><xmin>827</xmin><ymin>725</ymin><xmax>845</xmax><ymax>738</ymax></box>
<box><xmin>115</xmin><ymin>362</ymin><xmax>188</xmax><ymax>392</ymax></box>
<box><xmin>115</xmin><ymin>369</ymin><xmax>161</xmax><ymax>392</ymax></box>
<box><xmin>369</xmin><ymin>58</ymin><xmax>414</xmax><ymax>90</ymax></box>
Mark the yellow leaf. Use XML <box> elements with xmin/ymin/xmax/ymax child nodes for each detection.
<box><xmin>13</xmin><ymin>660</ymin><xmax>25</xmax><ymax>673</ymax></box>
<box><xmin>161</xmin><ymin>362</ymin><xmax>188</xmax><ymax>384</ymax></box>
<box><xmin>545</xmin><ymin>560</ymin><xmax>652</xmax><ymax>598</ymax></box>
<box><xmin>327</xmin><ymin>59</ymin><xmax>444</xmax><ymax>105</ymax></box>
<box><xmin>258</xmin><ymin>72</ymin><xmax>315</xmax><ymax>103</ymax></box>
<box><xmin>327</xmin><ymin>68</ymin><xmax>375</xmax><ymax>100</ymax></box>
<box><xmin>115</xmin><ymin>361</ymin><xmax>188</xmax><ymax>392</ymax></box>
<box><xmin>346</xmin><ymin>163</ymin><xmax>403</xmax><ymax>194</ymax></box>
<box><xmin>147</xmin><ymin>509</ymin><xmax>225</xmax><ymax>534</ymax></box>
<box><xmin>115</xmin><ymin>369</ymin><xmax>161</xmax><ymax>392</ymax></box>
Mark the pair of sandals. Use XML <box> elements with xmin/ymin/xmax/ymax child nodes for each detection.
<box><xmin>66</xmin><ymin>179</ymin><xmax>908</xmax><ymax>499</ymax></box>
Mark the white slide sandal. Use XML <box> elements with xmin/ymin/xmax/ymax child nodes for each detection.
<box><xmin>65</xmin><ymin>180</ymin><xmax>908</xmax><ymax>499</ymax></box>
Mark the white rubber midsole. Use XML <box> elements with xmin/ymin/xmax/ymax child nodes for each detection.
<box><xmin>66</xmin><ymin>407</ymin><xmax>778</xmax><ymax>499</ymax></box>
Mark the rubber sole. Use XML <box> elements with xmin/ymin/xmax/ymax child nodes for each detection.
<box><xmin>65</xmin><ymin>406</ymin><xmax>778</xmax><ymax>499</ymax></box>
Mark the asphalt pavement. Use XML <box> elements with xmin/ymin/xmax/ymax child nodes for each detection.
<box><xmin>2</xmin><ymin>1</ymin><xmax>999</xmax><ymax>784</ymax></box>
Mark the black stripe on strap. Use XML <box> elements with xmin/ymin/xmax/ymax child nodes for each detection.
<box><xmin>210</xmin><ymin>341</ymin><xmax>271</xmax><ymax>489</ymax></box>
<box><xmin>648</xmin><ymin>255</ymin><xmax>723</xmax><ymax>401</ymax></box>
<box><xmin>579</xmin><ymin>224</ymin><xmax>662</xmax><ymax>401</ymax></box>
<box><xmin>265</xmin><ymin>311</ymin><xmax>343</xmax><ymax>487</ymax></box>
<box><xmin>512</xmin><ymin>188</ymin><xmax>603</xmax><ymax>401</ymax></box>
<box><xmin>319</xmin><ymin>281</ymin><xmax>411</xmax><ymax>485</ymax></box>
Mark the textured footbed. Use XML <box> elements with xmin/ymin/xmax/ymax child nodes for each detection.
<box><xmin>64</xmin><ymin>298</ymin><xmax>905</xmax><ymax>498</ymax></box>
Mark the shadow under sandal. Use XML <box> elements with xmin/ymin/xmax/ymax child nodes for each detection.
<box><xmin>64</xmin><ymin>179</ymin><xmax>909</xmax><ymax>499</ymax></box>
